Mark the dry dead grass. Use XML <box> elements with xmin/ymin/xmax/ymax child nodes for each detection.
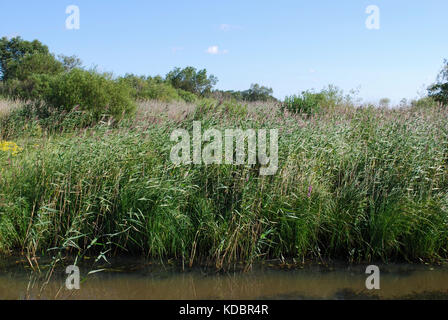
<box><xmin>136</xmin><ymin>100</ymin><xmax>196</xmax><ymax>124</ymax></box>
<box><xmin>0</xmin><ymin>98</ymin><xmax>23</xmax><ymax>118</ymax></box>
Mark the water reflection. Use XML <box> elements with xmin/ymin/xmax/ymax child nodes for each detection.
<box><xmin>0</xmin><ymin>258</ymin><xmax>447</xmax><ymax>300</ymax></box>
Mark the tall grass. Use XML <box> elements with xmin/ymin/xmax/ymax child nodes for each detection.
<box><xmin>0</xmin><ymin>99</ymin><xmax>447</xmax><ymax>268</ymax></box>
<box><xmin>0</xmin><ymin>98</ymin><xmax>22</xmax><ymax>118</ymax></box>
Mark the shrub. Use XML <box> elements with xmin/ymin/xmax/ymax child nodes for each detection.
<box><xmin>283</xmin><ymin>85</ymin><xmax>354</xmax><ymax>115</ymax></box>
<box><xmin>410</xmin><ymin>96</ymin><xmax>439</xmax><ymax>110</ymax></box>
<box><xmin>9</xmin><ymin>52</ymin><xmax>63</xmax><ymax>81</ymax></box>
<box><xmin>283</xmin><ymin>90</ymin><xmax>325</xmax><ymax>115</ymax></box>
<box><xmin>177</xmin><ymin>89</ymin><xmax>197</xmax><ymax>103</ymax></box>
<box><xmin>139</xmin><ymin>81</ymin><xmax>180</xmax><ymax>102</ymax></box>
<box><xmin>36</xmin><ymin>69</ymin><xmax>136</xmax><ymax>119</ymax></box>
<box><xmin>2</xmin><ymin>73</ymin><xmax>54</xmax><ymax>100</ymax></box>
<box><xmin>119</xmin><ymin>74</ymin><xmax>198</xmax><ymax>103</ymax></box>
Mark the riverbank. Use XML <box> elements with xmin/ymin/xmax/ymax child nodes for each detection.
<box><xmin>1</xmin><ymin>99</ymin><xmax>448</xmax><ymax>267</ymax></box>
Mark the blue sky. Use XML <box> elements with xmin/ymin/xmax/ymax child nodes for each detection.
<box><xmin>1</xmin><ymin>0</ymin><xmax>447</xmax><ymax>104</ymax></box>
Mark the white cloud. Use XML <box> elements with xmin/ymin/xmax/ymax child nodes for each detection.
<box><xmin>206</xmin><ymin>46</ymin><xmax>228</xmax><ymax>55</ymax></box>
<box><xmin>206</xmin><ymin>46</ymin><xmax>219</xmax><ymax>54</ymax></box>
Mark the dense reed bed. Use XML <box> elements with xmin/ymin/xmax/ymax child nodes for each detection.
<box><xmin>0</xmin><ymin>99</ymin><xmax>447</xmax><ymax>268</ymax></box>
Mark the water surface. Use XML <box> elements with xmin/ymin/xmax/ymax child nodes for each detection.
<box><xmin>0</xmin><ymin>257</ymin><xmax>447</xmax><ymax>300</ymax></box>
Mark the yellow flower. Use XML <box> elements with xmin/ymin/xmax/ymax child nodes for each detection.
<box><xmin>0</xmin><ymin>140</ymin><xmax>23</xmax><ymax>156</ymax></box>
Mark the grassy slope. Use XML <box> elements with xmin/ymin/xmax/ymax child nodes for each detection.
<box><xmin>0</xmin><ymin>99</ymin><xmax>447</xmax><ymax>267</ymax></box>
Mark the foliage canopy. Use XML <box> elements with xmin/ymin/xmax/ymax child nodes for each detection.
<box><xmin>428</xmin><ymin>59</ymin><xmax>448</xmax><ymax>104</ymax></box>
<box><xmin>166</xmin><ymin>66</ymin><xmax>218</xmax><ymax>96</ymax></box>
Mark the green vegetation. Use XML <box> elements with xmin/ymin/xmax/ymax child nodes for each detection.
<box><xmin>212</xmin><ymin>83</ymin><xmax>276</xmax><ymax>102</ymax></box>
<box><xmin>0</xmin><ymin>36</ymin><xmax>52</xmax><ymax>81</ymax></box>
<box><xmin>1</xmin><ymin>99</ymin><xmax>448</xmax><ymax>268</ymax></box>
<box><xmin>428</xmin><ymin>59</ymin><xmax>448</xmax><ymax>104</ymax></box>
<box><xmin>282</xmin><ymin>85</ymin><xmax>355</xmax><ymax>115</ymax></box>
<box><xmin>0</xmin><ymin>37</ymin><xmax>212</xmax><ymax>117</ymax></box>
<box><xmin>36</xmin><ymin>69</ymin><xmax>136</xmax><ymax>119</ymax></box>
<box><xmin>118</xmin><ymin>74</ymin><xmax>197</xmax><ymax>103</ymax></box>
<box><xmin>166</xmin><ymin>66</ymin><xmax>218</xmax><ymax>97</ymax></box>
<box><xmin>0</xmin><ymin>36</ymin><xmax>447</xmax><ymax>269</ymax></box>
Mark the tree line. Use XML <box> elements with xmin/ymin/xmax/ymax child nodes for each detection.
<box><xmin>0</xmin><ymin>37</ymin><xmax>277</xmax><ymax>105</ymax></box>
<box><xmin>0</xmin><ymin>36</ymin><xmax>446</xmax><ymax>119</ymax></box>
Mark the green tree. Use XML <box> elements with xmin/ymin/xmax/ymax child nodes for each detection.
<box><xmin>58</xmin><ymin>54</ymin><xmax>83</xmax><ymax>72</ymax></box>
<box><xmin>10</xmin><ymin>52</ymin><xmax>63</xmax><ymax>81</ymax></box>
<box><xmin>0</xmin><ymin>36</ymin><xmax>50</xmax><ymax>81</ymax></box>
<box><xmin>166</xmin><ymin>66</ymin><xmax>218</xmax><ymax>96</ymax></box>
<box><xmin>241</xmin><ymin>83</ymin><xmax>274</xmax><ymax>101</ymax></box>
<box><xmin>428</xmin><ymin>59</ymin><xmax>448</xmax><ymax>104</ymax></box>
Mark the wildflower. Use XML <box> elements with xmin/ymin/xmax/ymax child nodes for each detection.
<box><xmin>0</xmin><ymin>140</ymin><xmax>23</xmax><ymax>156</ymax></box>
<box><xmin>307</xmin><ymin>185</ymin><xmax>313</xmax><ymax>198</ymax></box>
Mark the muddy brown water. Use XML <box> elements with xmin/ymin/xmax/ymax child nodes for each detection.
<box><xmin>0</xmin><ymin>257</ymin><xmax>447</xmax><ymax>300</ymax></box>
